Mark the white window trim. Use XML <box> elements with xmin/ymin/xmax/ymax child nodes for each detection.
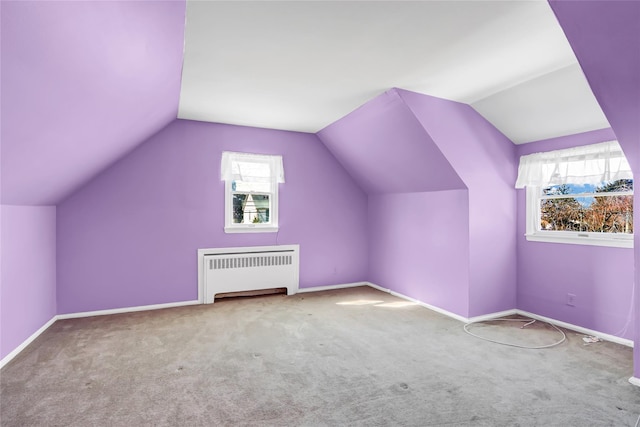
<box><xmin>525</xmin><ymin>186</ymin><xmax>633</xmax><ymax>249</ymax></box>
<box><xmin>224</xmin><ymin>178</ymin><xmax>279</xmax><ymax>234</ymax></box>
<box><xmin>221</xmin><ymin>152</ymin><xmax>283</xmax><ymax>234</ymax></box>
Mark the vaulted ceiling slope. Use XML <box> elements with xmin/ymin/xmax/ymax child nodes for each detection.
<box><xmin>317</xmin><ymin>88</ymin><xmax>515</xmax><ymax>196</ymax></box>
<box><xmin>2</xmin><ymin>1</ymin><xmax>618</xmax><ymax>207</ymax></box>
<box><xmin>317</xmin><ymin>89</ymin><xmax>466</xmax><ymax>195</ymax></box>
<box><xmin>1</xmin><ymin>0</ymin><xmax>186</xmax><ymax>205</ymax></box>
<box><xmin>178</xmin><ymin>1</ymin><xmax>609</xmax><ymax>143</ymax></box>
<box><xmin>549</xmin><ymin>0</ymin><xmax>640</xmax><ymax>168</ymax></box>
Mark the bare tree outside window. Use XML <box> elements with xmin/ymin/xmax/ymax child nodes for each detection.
<box><xmin>540</xmin><ymin>179</ymin><xmax>633</xmax><ymax>234</ymax></box>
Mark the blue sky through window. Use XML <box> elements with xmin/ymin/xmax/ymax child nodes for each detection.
<box><xmin>545</xmin><ymin>183</ymin><xmax>597</xmax><ymax>195</ymax></box>
<box><xmin>567</xmin><ymin>184</ymin><xmax>595</xmax><ymax>207</ymax></box>
<box><xmin>543</xmin><ymin>181</ymin><xmax>633</xmax><ymax>208</ymax></box>
<box><xmin>544</xmin><ymin>183</ymin><xmax>598</xmax><ymax>207</ymax></box>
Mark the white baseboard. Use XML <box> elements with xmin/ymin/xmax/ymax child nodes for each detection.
<box><xmin>2</xmin><ymin>300</ymin><xmax>201</xmax><ymax>369</ymax></box>
<box><xmin>467</xmin><ymin>309</ymin><xmax>519</xmax><ymax>323</ymax></box>
<box><xmin>366</xmin><ymin>282</ymin><xmax>471</xmax><ymax>323</ymax></box>
<box><xmin>296</xmin><ymin>282</ymin><xmax>368</xmax><ymax>294</ymax></box>
<box><xmin>629</xmin><ymin>377</ymin><xmax>640</xmax><ymax>387</ymax></box>
<box><xmin>300</xmin><ymin>282</ymin><xmax>518</xmax><ymax>326</ymax></box>
<box><xmin>2</xmin><ymin>286</ymin><xmax>637</xmax><ymax>372</ymax></box>
<box><xmin>57</xmin><ymin>300</ymin><xmax>200</xmax><ymax>320</ymax></box>
<box><xmin>516</xmin><ymin>310</ymin><xmax>634</xmax><ymax>348</ymax></box>
<box><xmin>365</xmin><ymin>282</ymin><xmax>635</xmax><ymax>349</ymax></box>
<box><xmin>1</xmin><ymin>316</ymin><xmax>57</xmax><ymax>369</ymax></box>
<box><xmin>366</xmin><ymin>282</ymin><xmax>517</xmax><ymax>324</ymax></box>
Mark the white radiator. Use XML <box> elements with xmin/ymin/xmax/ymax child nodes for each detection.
<box><xmin>198</xmin><ymin>245</ymin><xmax>299</xmax><ymax>304</ymax></box>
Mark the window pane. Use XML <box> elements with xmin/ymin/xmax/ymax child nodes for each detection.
<box><xmin>540</xmin><ymin>194</ymin><xmax>633</xmax><ymax>234</ymax></box>
<box><xmin>540</xmin><ymin>197</ymin><xmax>584</xmax><ymax>231</ymax></box>
<box><xmin>543</xmin><ymin>179</ymin><xmax>633</xmax><ymax>196</ymax></box>
<box><xmin>232</xmin><ymin>194</ymin><xmax>247</xmax><ymax>224</ymax></box>
<box><xmin>540</xmin><ymin>179</ymin><xmax>633</xmax><ymax>234</ymax></box>
<box><xmin>596</xmin><ymin>179</ymin><xmax>633</xmax><ymax>193</ymax></box>
<box><xmin>252</xmin><ymin>195</ymin><xmax>270</xmax><ymax>223</ymax></box>
<box><xmin>587</xmin><ymin>195</ymin><xmax>633</xmax><ymax>233</ymax></box>
<box><xmin>544</xmin><ymin>183</ymin><xmax>595</xmax><ymax>196</ymax></box>
<box><xmin>232</xmin><ymin>193</ymin><xmax>270</xmax><ymax>224</ymax></box>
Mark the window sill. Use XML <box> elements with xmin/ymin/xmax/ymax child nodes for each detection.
<box><xmin>525</xmin><ymin>233</ymin><xmax>633</xmax><ymax>249</ymax></box>
<box><xmin>224</xmin><ymin>225</ymin><xmax>279</xmax><ymax>234</ymax></box>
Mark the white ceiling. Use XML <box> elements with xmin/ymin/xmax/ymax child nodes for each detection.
<box><xmin>178</xmin><ymin>1</ymin><xmax>610</xmax><ymax>144</ymax></box>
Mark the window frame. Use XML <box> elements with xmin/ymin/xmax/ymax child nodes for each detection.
<box><xmin>223</xmin><ymin>154</ymin><xmax>281</xmax><ymax>234</ymax></box>
<box><xmin>525</xmin><ymin>184</ymin><xmax>633</xmax><ymax>249</ymax></box>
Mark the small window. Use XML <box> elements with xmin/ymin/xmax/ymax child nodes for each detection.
<box><xmin>517</xmin><ymin>141</ymin><xmax>633</xmax><ymax>248</ymax></box>
<box><xmin>221</xmin><ymin>152</ymin><xmax>284</xmax><ymax>233</ymax></box>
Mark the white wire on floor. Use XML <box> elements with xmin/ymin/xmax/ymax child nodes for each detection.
<box><xmin>635</xmin><ymin>413</ymin><xmax>640</xmax><ymax>427</ymax></box>
<box><xmin>463</xmin><ymin>318</ymin><xmax>566</xmax><ymax>349</ymax></box>
<box><xmin>613</xmin><ymin>279</ymin><xmax>635</xmax><ymax>338</ymax></box>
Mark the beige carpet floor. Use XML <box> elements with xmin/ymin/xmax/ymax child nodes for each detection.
<box><xmin>1</xmin><ymin>286</ymin><xmax>639</xmax><ymax>426</ymax></box>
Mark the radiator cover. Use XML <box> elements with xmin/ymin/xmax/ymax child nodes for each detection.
<box><xmin>198</xmin><ymin>245</ymin><xmax>299</xmax><ymax>304</ymax></box>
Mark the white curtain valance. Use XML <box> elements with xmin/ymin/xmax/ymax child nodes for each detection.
<box><xmin>221</xmin><ymin>152</ymin><xmax>285</xmax><ymax>183</ymax></box>
<box><xmin>515</xmin><ymin>140</ymin><xmax>633</xmax><ymax>189</ymax></box>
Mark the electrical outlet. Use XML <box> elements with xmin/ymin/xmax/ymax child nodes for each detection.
<box><xmin>566</xmin><ymin>293</ymin><xmax>576</xmax><ymax>307</ymax></box>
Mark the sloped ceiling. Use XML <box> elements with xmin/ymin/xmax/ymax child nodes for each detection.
<box><xmin>1</xmin><ymin>0</ymin><xmax>186</xmax><ymax>205</ymax></box>
<box><xmin>549</xmin><ymin>0</ymin><xmax>640</xmax><ymax>167</ymax></box>
<box><xmin>2</xmin><ymin>1</ymin><xmax>617</xmax><ymax>206</ymax></box>
<box><xmin>178</xmin><ymin>1</ymin><xmax>609</xmax><ymax>142</ymax></box>
<box><xmin>317</xmin><ymin>88</ymin><xmax>517</xmax><ymax>196</ymax></box>
<box><xmin>318</xmin><ymin>89</ymin><xmax>466</xmax><ymax>195</ymax></box>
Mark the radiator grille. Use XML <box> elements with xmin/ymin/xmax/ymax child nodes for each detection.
<box><xmin>199</xmin><ymin>245</ymin><xmax>300</xmax><ymax>304</ymax></box>
<box><xmin>209</xmin><ymin>254</ymin><xmax>293</xmax><ymax>270</ymax></box>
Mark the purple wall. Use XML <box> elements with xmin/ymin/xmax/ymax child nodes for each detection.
<box><xmin>515</xmin><ymin>129</ymin><xmax>634</xmax><ymax>341</ymax></box>
<box><xmin>397</xmin><ymin>89</ymin><xmax>517</xmax><ymax>317</ymax></box>
<box><xmin>317</xmin><ymin>89</ymin><xmax>465</xmax><ymax>194</ymax></box>
<box><xmin>368</xmin><ymin>191</ymin><xmax>470</xmax><ymax>315</ymax></box>
<box><xmin>318</xmin><ymin>88</ymin><xmax>516</xmax><ymax>318</ymax></box>
<box><xmin>549</xmin><ymin>0</ymin><xmax>640</xmax><ymax>377</ymax></box>
<box><xmin>1</xmin><ymin>0</ymin><xmax>186</xmax><ymax>205</ymax></box>
<box><xmin>57</xmin><ymin>119</ymin><xmax>368</xmax><ymax>314</ymax></box>
<box><xmin>1</xmin><ymin>205</ymin><xmax>57</xmax><ymax>360</ymax></box>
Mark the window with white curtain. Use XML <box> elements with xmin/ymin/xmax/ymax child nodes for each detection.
<box><xmin>221</xmin><ymin>152</ymin><xmax>284</xmax><ymax>233</ymax></box>
<box><xmin>516</xmin><ymin>141</ymin><xmax>633</xmax><ymax>248</ymax></box>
